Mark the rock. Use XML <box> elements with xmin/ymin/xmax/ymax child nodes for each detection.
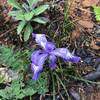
<box><xmin>69</xmin><ymin>88</ymin><xmax>80</xmax><ymax>100</ymax></box>
<box><xmin>84</xmin><ymin>71</ymin><xmax>100</xmax><ymax>81</ymax></box>
<box><xmin>78</xmin><ymin>20</ymin><xmax>94</xmax><ymax>28</ymax></box>
<box><xmin>83</xmin><ymin>57</ymin><xmax>93</xmax><ymax>65</ymax></box>
<box><xmin>0</xmin><ymin>68</ymin><xmax>18</xmax><ymax>83</ymax></box>
<box><xmin>82</xmin><ymin>0</ymin><xmax>99</xmax><ymax>7</ymax></box>
<box><xmin>96</xmin><ymin>65</ymin><xmax>100</xmax><ymax>71</ymax></box>
<box><xmin>84</xmin><ymin>84</ymin><xmax>95</xmax><ymax>92</ymax></box>
<box><xmin>94</xmin><ymin>58</ymin><xmax>100</xmax><ymax>71</ymax></box>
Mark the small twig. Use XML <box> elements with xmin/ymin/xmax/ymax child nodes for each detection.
<box><xmin>75</xmin><ymin>7</ymin><xmax>94</xmax><ymax>14</ymax></box>
<box><xmin>66</xmin><ymin>74</ymin><xmax>100</xmax><ymax>85</ymax></box>
<box><xmin>0</xmin><ymin>25</ymin><xmax>17</xmax><ymax>38</ymax></box>
<box><xmin>59</xmin><ymin>93</ymin><xmax>65</xmax><ymax>100</ymax></box>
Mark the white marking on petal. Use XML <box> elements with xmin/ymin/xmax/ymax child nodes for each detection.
<box><xmin>32</xmin><ymin>63</ymin><xmax>42</xmax><ymax>73</ymax></box>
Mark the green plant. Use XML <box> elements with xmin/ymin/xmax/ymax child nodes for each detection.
<box><xmin>0</xmin><ymin>45</ymin><xmax>48</xmax><ymax>99</ymax></box>
<box><xmin>0</xmin><ymin>72</ymin><xmax>48</xmax><ymax>100</ymax></box>
<box><xmin>0</xmin><ymin>45</ymin><xmax>31</xmax><ymax>71</ymax></box>
<box><xmin>8</xmin><ymin>0</ymin><xmax>49</xmax><ymax>41</ymax></box>
<box><xmin>0</xmin><ymin>75</ymin><xmax>5</xmax><ymax>84</ymax></box>
<box><xmin>93</xmin><ymin>6</ymin><xmax>100</xmax><ymax>21</ymax></box>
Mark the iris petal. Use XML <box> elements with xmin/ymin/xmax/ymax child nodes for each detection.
<box><xmin>45</xmin><ymin>42</ymin><xmax>55</xmax><ymax>52</ymax></box>
<box><xmin>65</xmin><ymin>56</ymin><xmax>81</xmax><ymax>63</ymax></box>
<box><xmin>38</xmin><ymin>53</ymin><xmax>48</xmax><ymax>66</ymax></box>
<box><xmin>31</xmin><ymin>63</ymin><xmax>43</xmax><ymax>80</ymax></box>
<box><xmin>32</xmin><ymin>33</ymin><xmax>47</xmax><ymax>50</ymax></box>
<box><xmin>32</xmin><ymin>72</ymin><xmax>39</xmax><ymax>80</ymax></box>
<box><xmin>49</xmin><ymin>55</ymin><xmax>57</xmax><ymax>70</ymax></box>
<box><xmin>51</xmin><ymin>48</ymin><xmax>80</xmax><ymax>63</ymax></box>
<box><xmin>31</xmin><ymin>53</ymin><xmax>48</xmax><ymax>80</ymax></box>
<box><xmin>31</xmin><ymin>50</ymin><xmax>41</xmax><ymax>64</ymax></box>
<box><xmin>50</xmin><ymin>48</ymin><xmax>68</xmax><ymax>58</ymax></box>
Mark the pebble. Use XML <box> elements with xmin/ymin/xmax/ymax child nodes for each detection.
<box><xmin>94</xmin><ymin>58</ymin><xmax>100</xmax><ymax>71</ymax></box>
<box><xmin>84</xmin><ymin>71</ymin><xmax>100</xmax><ymax>81</ymax></box>
<box><xmin>69</xmin><ymin>88</ymin><xmax>80</xmax><ymax>100</ymax></box>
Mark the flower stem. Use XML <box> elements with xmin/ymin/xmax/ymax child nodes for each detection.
<box><xmin>54</xmin><ymin>72</ymin><xmax>71</xmax><ymax>100</ymax></box>
<box><xmin>30</xmin><ymin>96</ymin><xmax>32</xmax><ymax>100</ymax></box>
<box><xmin>51</xmin><ymin>72</ymin><xmax>56</xmax><ymax>100</ymax></box>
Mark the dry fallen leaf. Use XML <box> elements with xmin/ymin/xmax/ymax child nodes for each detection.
<box><xmin>0</xmin><ymin>0</ymin><xmax>7</xmax><ymax>5</ymax></box>
<box><xmin>71</xmin><ymin>30</ymin><xmax>80</xmax><ymax>40</ymax></box>
<box><xmin>78</xmin><ymin>20</ymin><xmax>94</xmax><ymax>29</ymax></box>
<box><xmin>90</xmin><ymin>38</ymin><xmax>100</xmax><ymax>50</ymax></box>
<box><xmin>82</xmin><ymin>0</ymin><xmax>99</xmax><ymax>7</ymax></box>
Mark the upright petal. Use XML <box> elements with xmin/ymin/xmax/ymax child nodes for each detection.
<box><xmin>32</xmin><ymin>33</ymin><xmax>47</xmax><ymax>50</ymax></box>
<box><xmin>31</xmin><ymin>50</ymin><xmax>41</xmax><ymax>64</ymax></box>
<box><xmin>51</xmin><ymin>48</ymin><xmax>80</xmax><ymax>63</ymax></box>
<box><xmin>49</xmin><ymin>55</ymin><xmax>57</xmax><ymax>70</ymax></box>
<box><xmin>31</xmin><ymin>63</ymin><xmax>43</xmax><ymax>80</ymax></box>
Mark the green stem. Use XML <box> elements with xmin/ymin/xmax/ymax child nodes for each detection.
<box><xmin>67</xmin><ymin>74</ymin><xmax>100</xmax><ymax>85</ymax></box>
<box><xmin>30</xmin><ymin>96</ymin><xmax>32</xmax><ymax>100</ymax></box>
<box><xmin>51</xmin><ymin>72</ymin><xmax>56</xmax><ymax>100</ymax></box>
<box><xmin>54</xmin><ymin>72</ymin><xmax>71</xmax><ymax>100</ymax></box>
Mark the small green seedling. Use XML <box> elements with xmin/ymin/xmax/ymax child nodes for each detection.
<box><xmin>93</xmin><ymin>6</ymin><xmax>100</xmax><ymax>21</ymax></box>
<box><xmin>8</xmin><ymin>0</ymin><xmax>49</xmax><ymax>41</ymax></box>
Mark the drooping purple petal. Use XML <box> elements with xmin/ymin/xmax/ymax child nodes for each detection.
<box><xmin>31</xmin><ymin>53</ymin><xmax>48</xmax><ymax>80</ymax></box>
<box><xmin>37</xmin><ymin>53</ymin><xmax>48</xmax><ymax>66</ymax></box>
<box><xmin>31</xmin><ymin>63</ymin><xmax>43</xmax><ymax>80</ymax></box>
<box><xmin>65</xmin><ymin>56</ymin><xmax>81</xmax><ymax>63</ymax></box>
<box><xmin>51</xmin><ymin>48</ymin><xmax>80</xmax><ymax>63</ymax></box>
<box><xmin>45</xmin><ymin>42</ymin><xmax>55</xmax><ymax>52</ymax></box>
<box><xmin>50</xmin><ymin>48</ymin><xmax>69</xmax><ymax>58</ymax></box>
<box><xmin>32</xmin><ymin>33</ymin><xmax>47</xmax><ymax>50</ymax></box>
<box><xmin>31</xmin><ymin>50</ymin><xmax>41</xmax><ymax>64</ymax></box>
<box><xmin>49</xmin><ymin>55</ymin><xmax>57</xmax><ymax>70</ymax></box>
<box><xmin>32</xmin><ymin>72</ymin><xmax>39</xmax><ymax>80</ymax></box>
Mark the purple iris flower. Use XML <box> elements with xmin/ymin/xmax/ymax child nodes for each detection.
<box><xmin>31</xmin><ymin>33</ymin><xmax>81</xmax><ymax>80</ymax></box>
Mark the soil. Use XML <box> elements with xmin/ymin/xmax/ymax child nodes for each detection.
<box><xmin>69</xmin><ymin>0</ymin><xmax>100</xmax><ymax>99</ymax></box>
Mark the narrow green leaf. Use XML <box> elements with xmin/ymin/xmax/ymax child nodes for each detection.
<box><xmin>0</xmin><ymin>75</ymin><xmax>5</xmax><ymax>83</ymax></box>
<box><xmin>24</xmin><ymin>23</ymin><xmax>33</xmax><ymax>41</ymax></box>
<box><xmin>8</xmin><ymin>0</ymin><xmax>21</xmax><ymax>9</ymax></box>
<box><xmin>17</xmin><ymin>21</ymin><xmax>26</xmax><ymax>34</ymax></box>
<box><xmin>27</xmin><ymin>0</ymin><xmax>38</xmax><ymax>9</ymax></box>
<box><xmin>33</xmin><ymin>5</ymin><xmax>49</xmax><ymax>16</ymax></box>
<box><xmin>8</xmin><ymin>10</ymin><xmax>23</xmax><ymax>17</ymax></box>
<box><xmin>24</xmin><ymin>11</ymin><xmax>34</xmax><ymax>21</ymax></box>
<box><xmin>15</xmin><ymin>14</ymin><xmax>25</xmax><ymax>21</ymax></box>
<box><xmin>33</xmin><ymin>17</ymin><xmax>49</xmax><ymax>24</ymax></box>
<box><xmin>8</xmin><ymin>10</ymin><xmax>25</xmax><ymax>21</ymax></box>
